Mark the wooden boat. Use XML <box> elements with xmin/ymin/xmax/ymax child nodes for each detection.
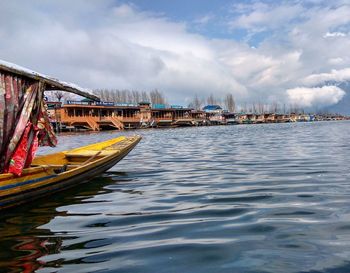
<box><xmin>0</xmin><ymin>135</ymin><xmax>141</xmax><ymax>211</ymax></box>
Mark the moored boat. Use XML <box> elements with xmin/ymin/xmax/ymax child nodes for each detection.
<box><xmin>0</xmin><ymin>135</ymin><xmax>141</xmax><ymax>210</ymax></box>
<box><xmin>0</xmin><ymin>60</ymin><xmax>142</xmax><ymax>210</ymax></box>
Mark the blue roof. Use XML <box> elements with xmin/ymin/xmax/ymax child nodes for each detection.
<box><xmin>203</xmin><ymin>105</ymin><xmax>222</xmax><ymax>111</ymax></box>
<box><xmin>153</xmin><ymin>103</ymin><xmax>166</xmax><ymax>109</ymax></box>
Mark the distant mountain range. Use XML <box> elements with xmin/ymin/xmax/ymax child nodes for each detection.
<box><xmin>323</xmin><ymin>81</ymin><xmax>350</xmax><ymax>115</ymax></box>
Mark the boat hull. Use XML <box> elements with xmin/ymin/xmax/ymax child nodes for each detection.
<box><xmin>0</xmin><ymin>136</ymin><xmax>141</xmax><ymax>210</ymax></box>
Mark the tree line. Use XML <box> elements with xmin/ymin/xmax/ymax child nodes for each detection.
<box><xmin>92</xmin><ymin>89</ymin><xmax>166</xmax><ymax>105</ymax></box>
<box><xmin>93</xmin><ymin>89</ymin><xmax>238</xmax><ymax>112</ymax></box>
<box><xmin>188</xmin><ymin>93</ymin><xmax>236</xmax><ymax>112</ymax></box>
<box><xmin>187</xmin><ymin>94</ymin><xmax>314</xmax><ymax>114</ymax></box>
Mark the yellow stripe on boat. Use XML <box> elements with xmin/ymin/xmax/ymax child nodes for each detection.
<box><xmin>0</xmin><ymin>135</ymin><xmax>141</xmax><ymax>210</ymax></box>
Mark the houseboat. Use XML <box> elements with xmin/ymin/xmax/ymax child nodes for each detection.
<box><xmin>53</xmin><ymin>101</ymin><xmax>201</xmax><ymax>130</ymax></box>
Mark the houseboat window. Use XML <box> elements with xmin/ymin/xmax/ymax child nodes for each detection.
<box><xmin>92</xmin><ymin>109</ymin><xmax>98</xmax><ymax>117</ymax></box>
<box><xmin>76</xmin><ymin>109</ymin><xmax>82</xmax><ymax>116</ymax></box>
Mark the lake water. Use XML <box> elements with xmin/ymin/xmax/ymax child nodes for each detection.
<box><xmin>1</xmin><ymin>121</ymin><xmax>350</xmax><ymax>273</ymax></box>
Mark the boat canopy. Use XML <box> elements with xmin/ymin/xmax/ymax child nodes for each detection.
<box><xmin>0</xmin><ymin>60</ymin><xmax>100</xmax><ymax>176</ymax></box>
<box><xmin>0</xmin><ymin>60</ymin><xmax>99</xmax><ymax>101</ymax></box>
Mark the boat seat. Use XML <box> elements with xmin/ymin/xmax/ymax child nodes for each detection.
<box><xmin>64</xmin><ymin>150</ymin><xmax>119</xmax><ymax>164</ymax></box>
<box><xmin>65</xmin><ymin>147</ymin><xmax>120</xmax><ymax>157</ymax></box>
<box><xmin>65</xmin><ymin>150</ymin><xmax>114</xmax><ymax>158</ymax></box>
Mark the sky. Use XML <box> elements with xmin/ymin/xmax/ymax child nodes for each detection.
<box><xmin>1</xmin><ymin>0</ymin><xmax>350</xmax><ymax>109</ymax></box>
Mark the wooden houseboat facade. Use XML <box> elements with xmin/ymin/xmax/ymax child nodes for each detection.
<box><xmin>54</xmin><ymin>101</ymin><xmax>201</xmax><ymax>131</ymax></box>
<box><xmin>49</xmin><ymin>100</ymin><xmax>349</xmax><ymax>131</ymax></box>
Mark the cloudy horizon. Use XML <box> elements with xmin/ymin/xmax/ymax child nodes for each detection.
<box><xmin>1</xmin><ymin>0</ymin><xmax>350</xmax><ymax>110</ymax></box>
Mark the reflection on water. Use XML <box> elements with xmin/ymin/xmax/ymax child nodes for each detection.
<box><xmin>1</xmin><ymin>122</ymin><xmax>350</xmax><ymax>273</ymax></box>
<box><xmin>0</xmin><ymin>176</ymin><xmax>116</xmax><ymax>273</ymax></box>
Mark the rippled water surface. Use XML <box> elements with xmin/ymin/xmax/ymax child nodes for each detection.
<box><xmin>2</xmin><ymin>121</ymin><xmax>350</xmax><ymax>273</ymax></box>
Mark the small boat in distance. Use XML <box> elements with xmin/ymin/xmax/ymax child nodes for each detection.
<box><xmin>0</xmin><ymin>135</ymin><xmax>141</xmax><ymax>210</ymax></box>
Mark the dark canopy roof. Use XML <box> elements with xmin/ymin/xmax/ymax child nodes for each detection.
<box><xmin>0</xmin><ymin>59</ymin><xmax>100</xmax><ymax>101</ymax></box>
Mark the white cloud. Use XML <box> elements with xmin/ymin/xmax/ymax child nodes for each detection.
<box><xmin>0</xmin><ymin>0</ymin><xmax>350</xmax><ymax>109</ymax></box>
<box><xmin>303</xmin><ymin>68</ymin><xmax>350</xmax><ymax>85</ymax></box>
<box><xmin>286</xmin><ymin>86</ymin><xmax>346</xmax><ymax>108</ymax></box>
<box><xmin>323</xmin><ymin>31</ymin><xmax>347</xmax><ymax>38</ymax></box>
<box><xmin>0</xmin><ymin>1</ymin><xmax>249</xmax><ymax>104</ymax></box>
<box><xmin>328</xmin><ymin>58</ymin><xmax>344</xmax><ymax>65</ymax></box>
<box><xmin>229</xmin><ymin>3</ymin><xmax>304</xmax><ymax>32</ymax></box>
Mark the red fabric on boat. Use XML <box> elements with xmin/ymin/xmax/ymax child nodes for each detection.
<box><xmin>7</xmin><ymin>122</ymin><xmax>32</xmax><ymax>176</ymax></box>
<box><xmin>0</xmin><ymin>72</ymin><xmax>57</xmax><ymax>175</ymax></box>
<box><xmin>25</xmin><ymin>130</ymin><xmax>39</xmax><ymax>169</ymax></box>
